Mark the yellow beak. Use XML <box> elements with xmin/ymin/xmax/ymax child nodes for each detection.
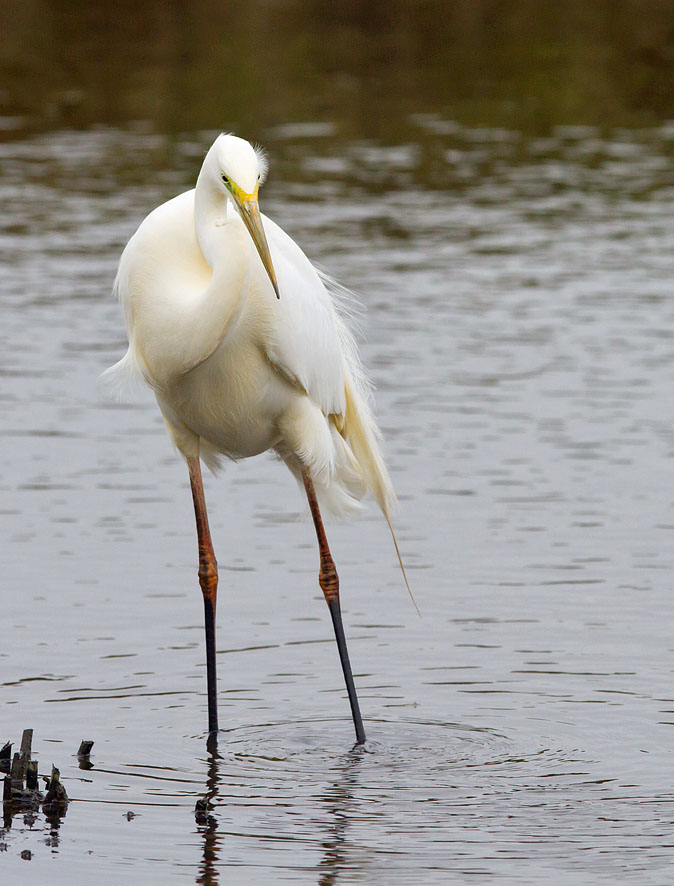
<box><xmin>234</xmin><ymin>187</ymin><xmax>280</xmax><ymax>300</ymax></box>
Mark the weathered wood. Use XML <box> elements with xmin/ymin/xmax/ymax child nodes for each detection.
<box><xmin>43</xmin><ymin>765</ymin><xmax>68</xmax><ymax>810</ymax></box>
<box><xmin>77</xmin><ymin>740</ymin><xmax>94</xmax><ymax>757</ymax></box>
<box><xmin>10</xmin><ymin>753</ymin><xmax>22</xmax><ymax>789</ymax></box>
<box><xmin>3</xmin><ymin>731</ymin><xmax>67</xmax><ymax>824</ymax></box>
<box><xmin>19</xmin><ymin>729</ymin><xmax>32</xmax><ymax>763</ymax></box>
<box><xmin>25</xmin><ymin>760</ymin><xmax>38</xmax><ymax>791</ymax></box>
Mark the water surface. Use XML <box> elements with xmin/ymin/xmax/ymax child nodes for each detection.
<box><xmin>2</xmin><ymin>6</ymin><xmax>674</xmax><ymax>882</ymax></box>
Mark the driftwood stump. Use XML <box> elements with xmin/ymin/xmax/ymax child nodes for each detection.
<box><xmin>1</xmin><ymin>730</ymin><xmax>87</xmax><ymax>828</ymax></box>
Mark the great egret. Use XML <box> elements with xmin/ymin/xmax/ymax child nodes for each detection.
<box><xmin>105</xmin><ymin>133</ymin><xmax>410</xmax><ymax>744</ymax></box>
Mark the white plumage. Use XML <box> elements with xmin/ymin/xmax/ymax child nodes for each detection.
<box><xmin>106</xmin><ymin>133</ymin><xmax>397</xmax><ymax>523</ymax></box>
<box><xmin>105</xmin><ymin>133</ymin><xmax>413</xmax><ymax>741</ymax></box>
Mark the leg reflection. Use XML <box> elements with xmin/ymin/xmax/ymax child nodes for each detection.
<box><xmin>193</xmin><ymin>735</ymin><xmax>368</xmax><ymax>886</ymax></box>
<box><xmin>317</xmin><ymin>744</ymin><xmax>365</xmax><ymax>886</ymax></box>
<box><xmin>195</xmin><ymin>735</ymin><xmax>222</xmax><ymax>886</ymax></box>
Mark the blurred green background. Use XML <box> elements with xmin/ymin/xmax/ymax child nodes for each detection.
<box><xmin>3</xmin><ymin>0</ymin><xmax>674</xmax><ymax>143</ymax></box>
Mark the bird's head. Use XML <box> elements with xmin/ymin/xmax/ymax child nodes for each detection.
<box><xmin>211</xmin><ymin>133</ymin><xmax>280</xmax><ymax>299</ymax></box>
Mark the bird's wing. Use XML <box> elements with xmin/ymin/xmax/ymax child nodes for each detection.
<box><xmin>260</xmin><ymin>214</ymin><xmax>347</xmax><ymax>418</ymax></box>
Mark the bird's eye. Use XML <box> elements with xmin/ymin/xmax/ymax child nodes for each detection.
<box><xmin>221</xmin><ymin>174</ymin><xmax>229</xmax><ymax>184</ymax></box>
<box><xmin>257</xmin><ymin>174</ymin><xmax>260</xmax><ymax>182</ymax></box>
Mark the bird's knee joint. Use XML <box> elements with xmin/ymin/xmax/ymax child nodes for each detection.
<box><xmin>319</xmin><ymin>562</ymin><xmax>339</xmax><ymax>603</ymax></box>
<box><xmin>198</xmin><ymin>556</ymin><xmax>218</xmax><ymax>598</ymax></box>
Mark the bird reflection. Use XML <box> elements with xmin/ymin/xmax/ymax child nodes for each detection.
<box><xmin>195</xmin><ymin>734</ymin><xmax>222</xmax><ymax>886</ymax></box>
<box><xmin>317</xmin><ymin>744</ymin><xmax>365</xmax><ymax>886</ymax></box>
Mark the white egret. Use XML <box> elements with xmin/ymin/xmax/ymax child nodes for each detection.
<box><xmin>105</xmin><ymin>133</ymin><xmax>410</xmax><ymax>744</ymax></box>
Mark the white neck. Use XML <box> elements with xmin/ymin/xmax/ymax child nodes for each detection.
<box><xmin>153</xmin><ymin>149</ymin><xmax>250</xmax><ymax>378</ymax></box>
<box><xmin>195</xmin><ymin>146</ymin><xmax>232</xmax><ymax>268</ymax></box>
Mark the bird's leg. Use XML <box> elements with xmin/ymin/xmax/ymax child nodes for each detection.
<box><xmin>302</xmin><ymin>468</ymin><xmax>366</xmax><ymax>744</ymax></box>
<box><xmin>188</xmin><ymin>456</ymin><xmax>219</xmax><ymax>736</ymax></box>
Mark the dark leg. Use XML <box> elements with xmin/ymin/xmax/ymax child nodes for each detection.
<box><xmin>302</xmin><ymin>469</ymin><xmax>366</xmax><ymax>744</ymax></box>
<box><xmin>188</xmin><ymin>456</ymin><xmax>218</xmax><ymax>736</ymax></box>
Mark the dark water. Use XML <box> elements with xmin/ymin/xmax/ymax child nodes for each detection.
<box><xmin>2</xmin><ymin>4</ymin><xmax>674</xmax><ymax>884</ymax></box>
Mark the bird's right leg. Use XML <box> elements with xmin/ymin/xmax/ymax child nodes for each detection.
<box><xmin>187</xmin><ymin>456</ymin><xmax>219</xmax><ymax>736</ymax></box>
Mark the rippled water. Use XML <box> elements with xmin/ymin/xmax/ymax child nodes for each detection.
<box><xmin>2</xmin><ymin>122</ymin><xmax>674</xmax><ymax>883</ymax></box>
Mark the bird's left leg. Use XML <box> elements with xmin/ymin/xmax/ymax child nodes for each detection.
<box><xmin>187</xmin><ymin>456</ymin><xmax>219</xmax><ymax>736</ymax></box>
<box><xmin>302</xmin><ymin>468</ymin><xmax>366</xmax><ymax>744</ymax></box>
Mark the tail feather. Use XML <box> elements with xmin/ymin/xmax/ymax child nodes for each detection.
<box><xmin>343</xmin><ymin>375</ymin><xmax>396</xmax><ymax>517</ymax></box>
<box><xmin>384</xmin><ymin>511</ymin><xmax>420</xmax><ymax>617</ymax></box>
<box><xmin>315</xmin><ymin>269</ymin><xmax>420</xmax><ymax>614</ymax></box>
<box><xmin>342</xmin><ymin>373</ymin><xmax>420</xmax><ymax>616</ymax></box>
